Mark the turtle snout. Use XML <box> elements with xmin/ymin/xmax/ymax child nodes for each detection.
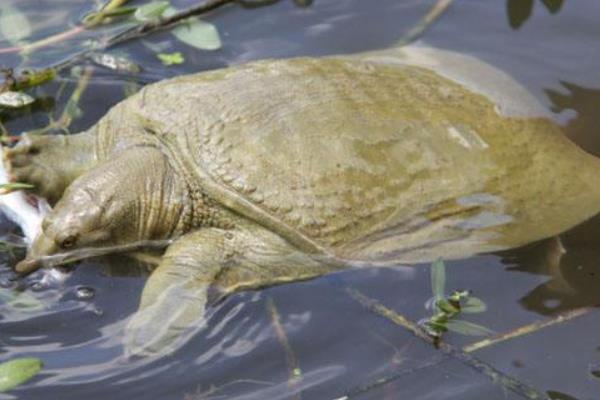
<box><xmin>14</xmin><ymin>232</ymin><xmax>59</xmax><ymax>275</ymax></box>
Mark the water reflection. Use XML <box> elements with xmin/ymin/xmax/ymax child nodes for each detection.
<box><xmin>500</xmin><ymin>214</ymin><xmax>600</xmax><ymax>315</ymax></box>
<box><xmin>547</xmin><ymin>82</ymin><xmax>600</xmax><ymax>157</ymax></box>
<box><xmin>498</xmin><ymin>81</ymin><xmax>600</xmax><ymax>315</ymax></box>
<box><xmin>506</xmin><ymin>0</ymin><xmax>564</xmax><ymax>29</ymax></box>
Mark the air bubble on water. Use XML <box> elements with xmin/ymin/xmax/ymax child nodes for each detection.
<box><xmin>91</xmin><ymin>307</ymin><xmax>104</xmax><ymax>316</ymax></box>
<box><xmin>29</xmin><ymin>280</ymin><xmax>47</xmax><ymax>291</ymax></box>
<box><xmin>76</xmin><ymin>286</ymin><xmax>95</xmax><ymax>300</ymax></box>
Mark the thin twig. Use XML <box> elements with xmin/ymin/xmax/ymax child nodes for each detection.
<box><xmin>338</xmin><ymin>355</ymin><xmax>446</xmax><ymax>400</ymax></box>
<box><xmin>0</xmin><ymin>0</ymin><xmax>131</xmax><ymax>55</ymax></box>
<box><xmin>27</xmin><ymin>66</ymin><xmax>94</xmax><ymax>135</ymax></box>
<box><xmin>345</xmin><ymin>288</ymin><xmax>547</xmax><ymax>400</ymax></box>
<box><xmin>266</xmin><ymin>297</ymin><xmax>302</xmax><ymax>398</ymax></box>
<box><xmin>397</xmin><ymin>0</ymin><xmax>455</xmax><ymax>46</ymax></box>
<box><xmin>0</xmin><ymin>120</ymin><xmax>9</xmax><ymax>138</ymax></box>
<box><xmin>463</xmin><ymin>307</ymin><xmax>593</xmax><ymax>353</ymax></box>
<box><xmin>3</xmin><ymin>27</ymin><xmax>87</xmax><ymax>56</ymax></box>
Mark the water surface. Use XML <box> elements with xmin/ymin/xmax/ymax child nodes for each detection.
<box><xmin>1</xmin><ymin>1</ymin><xmax>600</xmax><ymax>399</ymax></box>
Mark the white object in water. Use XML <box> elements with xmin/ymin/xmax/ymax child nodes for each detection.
<box><xmin>0</xmin><ymin>145</ymin><xmax>50</xmax><ymax>245</ymax></box>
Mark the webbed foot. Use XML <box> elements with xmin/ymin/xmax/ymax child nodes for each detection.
<box><xmin>5</xmin><ymin>132</ymin><xmax>96</xmax><ymax>204</ymax></box>
<box><xmin>123</xmin><ymin>226</ymin><xmax>339</xmax><ymax>358</ymax></box>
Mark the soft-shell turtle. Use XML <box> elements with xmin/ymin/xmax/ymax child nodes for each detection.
<box><xmin>6</xmin><ymin>46</ymin><xmax>600</xmax><ymax>354</ymax></box>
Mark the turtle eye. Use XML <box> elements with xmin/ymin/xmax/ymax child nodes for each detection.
<box><xmin>59</xmin><ymin>234</ymin><xmax>78</xmax><ymax>250</ymax></box>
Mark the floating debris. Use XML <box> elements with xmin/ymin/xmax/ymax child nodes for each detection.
<box><xmin>0</xmin><ymin>91</ymin><xmax>35</xmax><ymax>109</ymax></box>
<box><xmin>0</xmin><ymin>358</ymin><xmax>43</xmax><ymax>392</ymax></box>
<box><xmin>157</xmin><ymin>51</ymin><xmax>185</xmax><ymax>66</ymax></box>
<box><xmin>90</xmin><ymin>53</ymin><xmax>141</xmax><ymax>73</ymax></box>
<box><xmin>76</xmin><ymin>286</ymin><xmax>95</xmax><ymax>300</ymax></box>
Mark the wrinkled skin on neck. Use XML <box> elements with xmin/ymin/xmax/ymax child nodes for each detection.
<box><xmin>16</xmin><ymin>146</ymin><xmax>191</xmax><ymax>274</ymax></box>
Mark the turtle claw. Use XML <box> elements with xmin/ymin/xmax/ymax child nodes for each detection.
<box><xmin>5</xmin><ymin>134</ymin><xmax>71</xmax><ymax>204</ymax></box>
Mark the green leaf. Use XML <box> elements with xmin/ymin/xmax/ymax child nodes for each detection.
<box><xmin>15</xmin><ymin>69</ymin><xmax>56</xmax><ymax>91</ymax></box>
<box><xmin>0</xmin><ymin>358</ymin><xmax>43</xmax><ymax>392</ymax></box>
<box><xmin>429</xmin><ymin>312</ymin><xmax>449</xmax><ymax>325</ymax></box>
<box><xmin>0</xmin><ymin>91</ymin><xmax>35</xmax><ymax>109</ymax></box>
<box><xmin>134</xmin><ymin>1</ymin><xmax>170</xmax><ymax>22</ymax></box>
<box><xmin>157</xmin><ymin>52</ymin><xmax>185</xmax><ymax>65</ymax></box>
<box><xmin>0</xmin><ymin>4</ymin><xmax>32</xmax><ymax>45</ymax></box>
<box><xmin>101</xmin><ymin>6</ymin><xmax>137</xmax><ymax>18</ymax></box>
<box><xmin>430</xmin><ymin>259</ymin><xmax>446</xmax><ymax>302</ymax></box>
<box><xmin>445</xmin><ymin>319</ymin><xmax>493</xmax><ymax>336</ymax></box>
<box><xmin>293</xmin><ymin>0</ymin><xmax>314</xmax><ymax>7</ymax></box>
<box><xmin>436</xmin><ymin>299</ymin><xmax>459</xmax><ymax>315</ymax></box>
<box><xmin>541</xmin><ymin>0</ymin><xmax>564</xmax><ymax>14</ymax></box>
<box><xmin>0</xmin><ymin>182</ymin><xmax>34</xmax><ymax>191</ymax></box>
<box><xmin>448</xmin><ymin>289</ymin><xmax>470</xmax><ymax>304</ymax></box>
<box><xmin>165</xmin><ymin>7</ymin><xmax>221</xmax><ymax>51</ymax></box>
<box><xmin>462</xmin><ymin>297</ymin><xmax>487</xmax><ymax>313</ymax></box>
<box><xmin>506</xmin><ymin>0</ymin><xmax>534</xmax><ymax>29</ymax></box>
<box><xmin>424</xmin><ymin>319</ymin><xmax>447</xmax><ymax>336</ymax></box>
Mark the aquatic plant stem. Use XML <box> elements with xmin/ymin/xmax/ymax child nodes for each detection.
<box><xmin>0</xmin><ymin>27</ymin><xmax>87</xmax><ymax>56</ymax></box>
<box><xmin>345</xmin><ymin>288</ymin><xmax>547</xmax><ymax>400</ymax></box>
<box><xmin>26</xmin><ymin>66</ymin><xmax>94</xmax><ymax>135</ymax></box>
<box><xmin>397</xmin><ymin>0</ymin><xmax>455</xmax><ymax>46</ymax></box>
<box><xmin>463</xmin><ymin>306</ymin><xmax>593</xmax><ymax>353</ymax></box>
<box><xmin>0</xmin><ymin>0</ymin><xmax>273</xmax><ymax>66</ymax></box>
<box><xmin>0</xmin><ymin>0</ymin><xmax>131</xmax><ymax>56</ymax></box>
<box><xmin>266</xmin><ymin>297</ymin><xmax>302</xmax><ymax>398</ymax></box>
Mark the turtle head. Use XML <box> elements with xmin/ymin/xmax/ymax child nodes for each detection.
<box><xmin>15</xmin><ymin>183</ymin><xmax>113</xmax><ymax>274</ymax></box>
<box><xmin>14</xmin><ymin>147</ymin><xmax>183</xmax><ymax>275</ymax></box>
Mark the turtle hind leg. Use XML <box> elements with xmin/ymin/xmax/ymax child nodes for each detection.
<box><xmin>123</xmin><ymin>225</ymin><xmax>340</xmax><ymax>357</ymax></box>
<box><xmin>5</xmin><ymin>130</ymin><xmax>97</xmax><ymax>204</ymax></box>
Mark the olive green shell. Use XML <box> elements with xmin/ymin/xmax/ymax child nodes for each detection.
<box><xmin>94</xmin><ymin>47</ymin><xmax>600</xmax><ymax>264</ymax></box>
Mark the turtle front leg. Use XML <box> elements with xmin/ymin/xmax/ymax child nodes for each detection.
<box><xmin>5</xmin><ymin>130</ymin><xmax>97</xmax><ymax>204</ymax></box>
<box><xmin>124</xmin><ymin>225</ymin><xmax>341</xmax><ymax>357</ymax></box>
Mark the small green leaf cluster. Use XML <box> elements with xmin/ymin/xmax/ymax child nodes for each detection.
<box><xmin>423</xmin><ymin>259</ymin><xmax>492</xmax><ymax>340</ymax></box>
<box><xmin>84</xmin><ymin>1</ymin><xmax>223</xmax><ymax>55</ymax></box>
<box><xmin>157</xmin><ymin>52</ymin><xmax>185</xmax><ymax>66</ymax></box>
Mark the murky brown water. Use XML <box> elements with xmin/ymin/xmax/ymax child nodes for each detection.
<box><xmin>1</xmin><ymin>1</ymin><xmax>600</xmax><ymax>399</ymax></box>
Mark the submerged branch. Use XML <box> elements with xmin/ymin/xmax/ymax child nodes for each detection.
<box><xmin>463</xmin><ymin>307</ymin><xmax>593</xmax><ymax>353</ymax></box>
<box><xmin>345</xmin><ymin>288</ymin><xmax>547</xmax><ymax>400</ymax></box>
<box><xmin>266</xmin><ymin>297</ymin><xmax>302</xmax><ymax>398</ymax></box>
<box><xmin>397</xmin><ymin>0</ymin><xmax>455</xmax><ymax>46</ymax></box>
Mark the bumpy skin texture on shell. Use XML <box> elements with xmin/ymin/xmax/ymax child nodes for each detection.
<box><xmin>91</xmin><ymin>53</ymin><xmax>600</xmax><ymax>264</ymax></box>
<box><xmin>8</xmin><ymin>46</ymin><xmax>600</xmax><ymax>355</ymax></box>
